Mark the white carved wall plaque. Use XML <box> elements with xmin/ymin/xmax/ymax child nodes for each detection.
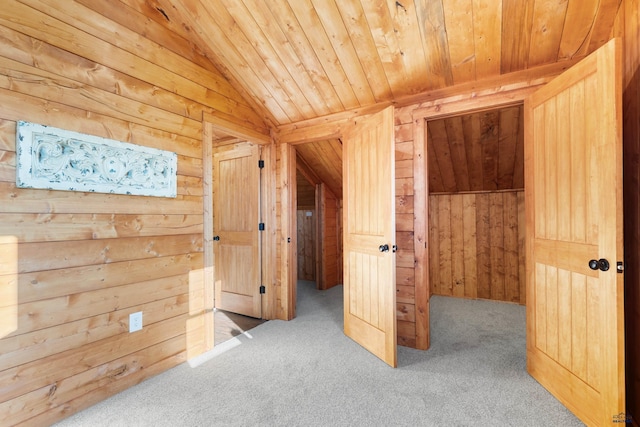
<box><xmin>16</xmin><ymin>121</ymin><xmax>177</xmax><ymax>198</ymax></box>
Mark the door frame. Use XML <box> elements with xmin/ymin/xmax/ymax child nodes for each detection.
<box><xmin>410</xmin><ymin>77</ymin><xmax>563</xmax><ymax>350</ymax></box>
<box><xmin>195</xmin><ymin>113</ymin><xmax>276</xmax><ymax>358</ymax></box>
<box><xmin>276</xmin><ymin>104</ymin><xmax>392</xmax><ymax>320</ymax></box>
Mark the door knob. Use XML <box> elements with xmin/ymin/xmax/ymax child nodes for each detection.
<box><xmin>213</xmin><ymin>236</ymin><xmax>220</xmax><ymax>241</ymax></box>
<box><xmin>588</xmin><ymin>258</ymin><xmax>609</xmax><ymax>271</ymax></box>
<box><xmin>379</xmin><ymin>244</ymin><xmax>389</xmax><ymax>252</ymax></box>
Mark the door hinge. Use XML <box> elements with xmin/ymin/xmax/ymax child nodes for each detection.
<box><xmin>259</xmin><ymin>285</ymin><xmax>266</xmax><ymax>294</ymax></box>
<box><xmin>259</xmin><ymin>222</ymin><xmax>265</xmax><ymax>231</ymax></box>
<box><xmin>258</xmin><ymin>159</ymin><xmax>265</xmax><ymax>169</ymax></box>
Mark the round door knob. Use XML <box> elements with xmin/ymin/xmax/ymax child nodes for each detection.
<box><xmin>379</xmin><ymin>244</ymin><xmax>389</xmax><ymax>252</ymax></box>
<box><xmin>588</xmin><ymin>258</ymin><xmax>610</xmax><ymax>271</ymax></box>
<box><xmin>213</xmin><ymin>236</ymin><xmax>220</xmax><ymax>241</ymax></box>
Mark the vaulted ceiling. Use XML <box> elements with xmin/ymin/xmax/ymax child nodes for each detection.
<box><xmin>86</xmin><ymin>0</ymin><xmax>621</xmax><ymax>195</ymax></box>
<box><xmin>94</xmin><ymin>0</ymin><xmax>621</xmax><ymax>129</ymax></box>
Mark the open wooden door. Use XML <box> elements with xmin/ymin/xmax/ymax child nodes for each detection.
<box><xmin>525</xmin><ymin>38</ymin><xmax>624</xmax><ymax>425</ymax></box>
<box><xmin>213</xmin><ymin>143</ymin><xmax>262</xmax><ymax>318</ymax></box>
<box><xmin>343</xmin><ymin>106</ymin><xmax>397</xmax><ymax>367</ymax></box>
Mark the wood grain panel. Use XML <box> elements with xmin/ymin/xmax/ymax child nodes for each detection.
<box><xmin>319</xmin><ymin>184</ymin><xmax>341</xmax><ymax>290</ymax></box>
<box><xmin>1</xmin><ymin>335</ymin><xmax>186</xmax><ymax>426</ymax></box>
<box><xmin>295</xmin><ymin>139</ymin><xmax>343</xmax><ymax>199</ymax></box>
<box><xmin>442</xmin><ymin>0</ymin><xmax>476</xmax><ymax>84</ymax></box>
<box><xmin>462</xmin><ymin>194</ymin><xmax>478</xmax><ymax>299</ymax></box>
<box><xmin>296</xmin><ymin>170</ymin><xmax>316</xmax><ymax>209</ymax></box>
<box><xmin>472</xmin><ymin>0</ymin><xmax>502</xmax><ymax>79</ymax></box>
<box><xmin>501</xmin><ymin>0</ymin><xmax>535</xmax><ymax>73</ymax></box>
<box><xmin>429</xmin><ymin>191</ymin><xmax>525</xmax><ymax>304</ymax></box>
<box><xmin>2</xmin><ymin>280</ymin><xmax>187</xmax><ymax>357</ymax></box>
<box><xmin>427</xmin><ymin>105</ymin><xmax>524</xmax><ymax>193</ymax></box>
<box><xmin>17</xmin><ymin>235</ymin><xmax>202</xmax><ymax>273</ymax></box>
<box><xmin>87</xmin><ymin>0</ymin><xmax>622</xmax><ymax>128</ymax></box>
<box><xmin>0</xmin><ymin>1</ymin><xmax>628</xmax><ymax>423</ymax></box>
<box><xmin>397</xmin><ymin>319</ymin><xmax>416</xmax><ymax>348</ymax></box>
<box><xmin>297</xmin><ymin>210</ymin><xmax>316</xmax><ymax>281</ymax></box>
<box><xmin>0</xmin><ymin>214</ymin><xmax>203</xmax><ymax>243</ymax></box>
<box><xmin>0</xmin><ymin>2</ymin><xmax>239</xmax><ymax>424</ymax></box>
<box><xmin>415</xmin><ymin>0</ymin><xmax>453</xmax><ymax>90</ymax></box>
<box><xmin>528</xmin><ymin>0</ymin><xmax>570</xmax><ymax>66</ymax></box>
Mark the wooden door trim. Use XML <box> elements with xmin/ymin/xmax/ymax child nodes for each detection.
<box><xmin>193</xmin><ymin>117</ymin><xmax>276</xmax><ymax>361</ymax></box>
<box><xmin>411</xmin><ymin>84</ymin><xmax>535</xmax><ymax>352</ymax></box>
<box><xmin>279</xmin><ymin>143</ymin><xmax>297</xmax><ymax>320</ymax></box>
<box><xmin>412</xmin><ymin>116</ymin><xmax>429</xmax><ymax>350</ymax></box>
<box><xmin>261</xmin><ymin>142</ymin><xmax>277</xmax><ymax>320</ymax></box>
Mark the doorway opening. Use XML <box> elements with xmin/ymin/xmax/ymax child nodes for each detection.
<box><xmin>426</xmin><ymin>104</ymin><xmax>526</xmax><ymax>306</ymax></box>
<box><xmin>294</xmin><ymin>139</ymin><xmax>344</xmax><ymax>312</ymax></box>
<box><xmin>201</xmin><ymin>115</ymin><xmax>277</xmax><ymax>352</ymax></box>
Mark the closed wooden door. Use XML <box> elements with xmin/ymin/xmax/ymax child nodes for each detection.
<box><xmin>525</xmin><ymin>38</ymin><xmax>624</xmax><ymax>425</ymax></box>
<box><xmin>213</xmin><ymin>144</ymin><xmax>262</xmax><ymax>318</ymax></box>
<box><xmin>343</xmin><ymin>106</ymin><xmax>397</xmax><ymax>367</ymax></box>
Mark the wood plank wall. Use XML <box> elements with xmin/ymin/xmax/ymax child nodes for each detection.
<box><xmin>620</xmin><ymin>0</ymin><xmax>640</xmax><ymax>423</ymax></box>
<box><xmin>296</xmin><ymin>170</ymin><xmax>316</xmax><ymax>209</ymax></box>
<box><xmin>276</xmin><ymin>143</ymin><xmax>297</xmax><ymax>320</ymax></box>
<box><xmin>394</xmin><ymin>115</ymin><xmax>418</xmax><ymax>347</ymax></box>
<box><xmin>296</xmin><ymin>170</ymin><xmax>316</xmax><ymax>282</ymax></box>
<box><xmin>319</xmin><ymin>184</ymin><xmax>342</xmax><ymax>289</ymax></box>
<box><xmin>0</xmin><ymin>2</ymin><xmax>264</xmax><ymax>425</ymax></box>
<box><xmin>429</xmin><ymin>191</ymin><xmax>525</xmax><ymax>304</ymax></box>
<box><xmin>296</xmin><ymin>210</ymin><xmax>316</xmax><ymax>281</ymax></box>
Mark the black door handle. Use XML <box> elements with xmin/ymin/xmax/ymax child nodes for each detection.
<box><xmin>213</xmin><ymin>236</ymin><xmax>220</xmax><ymax>241</ymax></box>
<box><xmin>588</xmin><ymin>258</ymin><xmax>609</xmax><ymax>271</ymax></box>
<box><xmin>379</xmin><ymin>244</ymin><xmax>389</xmax><ymax>252</ymax></box>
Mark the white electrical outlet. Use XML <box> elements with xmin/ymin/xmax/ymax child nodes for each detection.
<box><xmin>129</xmin><ymin>311</ymin><xmax>143</xmax><ymax>333</ymax></box>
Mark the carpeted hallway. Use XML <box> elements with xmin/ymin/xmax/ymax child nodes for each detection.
<box><xmin>56</xmin><ymin>281</ymin><xmax>582</xmax><ymax>426</ymax></box>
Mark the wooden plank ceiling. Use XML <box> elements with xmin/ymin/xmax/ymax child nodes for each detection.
<box><xmin>428</xmin><ymin>104</ymin><xmax>524</xmax><ymax>193</ymax></box>
<box><xmin>87</xmin><ymin>0</ymin><xmax>620</xmax><ymax>193</ymax></box>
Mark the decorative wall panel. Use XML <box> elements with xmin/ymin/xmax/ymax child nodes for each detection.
<box><xmin>16</xmin><ymin>121</ymin><xmax>177</xmax><ymax>197</ymax></box>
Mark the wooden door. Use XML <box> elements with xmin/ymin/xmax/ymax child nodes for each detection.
<box><xmin>213</xmin><ymin>144</ymin><xmax>262</xmax><ymax>318</ymax></box>
<box><xmin>525</xmin><ymin>38</ymin><xmax>624</xmax><ymax>425</ymax></box>
<box><xmin>343</xmin><ymin>106</ymin><xmax>397</xmax><ymax>367</ymax></box>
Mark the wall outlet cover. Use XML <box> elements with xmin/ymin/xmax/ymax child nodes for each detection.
<box><xmin>129</xmin><ymin>311</ymin><xmax>143</xmax><ymax>333</ymax></box>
